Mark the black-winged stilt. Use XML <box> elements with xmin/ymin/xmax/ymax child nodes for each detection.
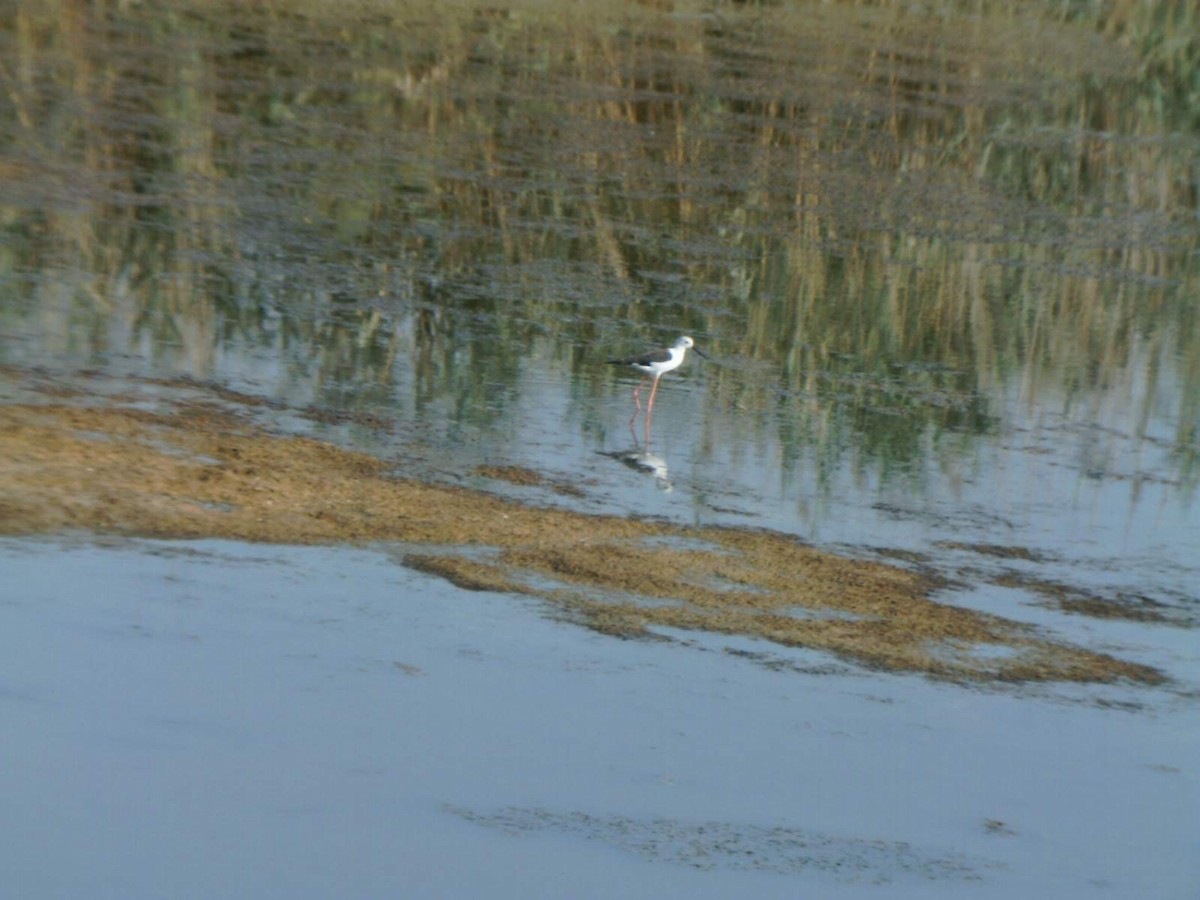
<box><xmin>607</xmin><ymin>335</ymin><xmax>708</xmax><ymax>433</ymax></box>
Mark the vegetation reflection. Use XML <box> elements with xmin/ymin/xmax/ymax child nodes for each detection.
<box><xmin>0</xmin><ymin>0</ymin><xmax>1196</xmax><ymax>489</ymax></box>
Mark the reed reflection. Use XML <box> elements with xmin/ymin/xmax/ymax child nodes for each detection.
<box><xmin>0</xmin><ymin>0</ymin><xmax>1195</xmax><ymax>495</ymax></box>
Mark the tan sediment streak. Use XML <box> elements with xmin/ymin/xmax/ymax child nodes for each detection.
<box><xmin>0</xmin><ymin>399</ymin><xmax>1162</xmax><ymax>685</ymax></box>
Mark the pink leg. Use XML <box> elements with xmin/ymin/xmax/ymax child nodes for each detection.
<box><xmin>643</xmin><ymin>375</ymin><xmax>662</xmax><ymax>443</ymax></box>
<box><xmin>645</xmin><ymin>375</ymin><xmax>662</xmax><ymax>413</ymax></box>
<box><xmin>629</xmin><ymin>376</ymin><xmax>648</xmax><ymax>427</ymax></box>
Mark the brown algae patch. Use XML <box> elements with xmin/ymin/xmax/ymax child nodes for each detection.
<box><xmin>446</xmin><ymin>805</ymin><xmax>985</xmax><ymax>880</ymax></box>
<box><xmin>474</xmin><ymin>465</ymin><xmax>546</xmax><ymax>487</ymax></box>
<box><xmin>0</xmin><ymin>399</ymin><xmax>1163</xmax><ymax>685</ymax></box>
<box><xmin>992</xmin><ymin>573</ymin><xmax>1191</xmax><ymax>626</ymax></box>
<box><xmin>473</xmin><ymin>464</ymin><xmax>587</xmax><ymax>498</ymax></box>
<box><xmin>938</xmin><ymin>542</ymin><xmax>1049</xmax><ymax>562</ymax></box>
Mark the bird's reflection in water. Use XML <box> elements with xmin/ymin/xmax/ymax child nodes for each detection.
<box><xmin>601</xmin><ymin>447</ymin><xmax>672</xmax><ymax>492</ymax></box>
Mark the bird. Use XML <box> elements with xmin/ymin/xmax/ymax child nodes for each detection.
<box><xmin>607</xmin><ymin>335</ymin><xmax>708</xmax><ymax>432</ymax></box>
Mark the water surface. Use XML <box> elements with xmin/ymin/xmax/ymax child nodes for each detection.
<box><xmin>1</xmin><ymin>2</ymin><xmax>1198</xmax><ymax>893</ymax></box>
<box><xmin>3</xmin><ymin>537</ymin><xmax>1196</xmax><ymax>898</ymax></box>
<box><xmin>3</xmin><ymin>0</ymin><xmax>1196</xmax><ymax>618</ymax></box>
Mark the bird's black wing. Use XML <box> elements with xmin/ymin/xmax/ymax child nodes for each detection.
<box><xmin>607</xmin><ymin>348</ymin><xmax>671</xmax><ymax>366</ymax></box>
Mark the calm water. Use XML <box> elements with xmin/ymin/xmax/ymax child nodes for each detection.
<box><xmin>2</xmin><ymin>2</ymin><xmax>1196</xmax><ymax>604</ymax></box>
<box><xmin>2</xmin><ymin>3</ymin><xmax>1199</xmax><ymax>896</ymax></box>
<box><xmin>3</xmin><ymin>536</ymin><xmax>1197</xmax><ymax>898</ymax></box>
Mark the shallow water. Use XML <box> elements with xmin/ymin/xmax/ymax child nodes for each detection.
<box><xmin>1</xmin><ymin>0</ymin><xmax>1198</xmax><ymax>894</ymax></box>
<box><xmin>2</xmin><ymin>1</ymin><xmax>1197</xmax><ymax>608</ymax></box>
<box><xmin>3</xmin><ymin>537</ymin><xmax>1197</xmax><ymax>899</ymax></box>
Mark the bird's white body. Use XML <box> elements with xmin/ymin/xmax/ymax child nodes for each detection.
<box><xmin>619</xmin><ymin>336</ymin><xmax>696</xmax><ymax>379</ymax></box>
<box><xmin>607</xmin><ymin>336</ymin><xmax>707</xmax><ymax>436</ymax></box>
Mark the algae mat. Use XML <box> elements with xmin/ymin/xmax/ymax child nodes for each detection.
<box><xmin>0</xmin><ymin>385</ymin><xmax>1161</xmax><ymax>686</ymax></box>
